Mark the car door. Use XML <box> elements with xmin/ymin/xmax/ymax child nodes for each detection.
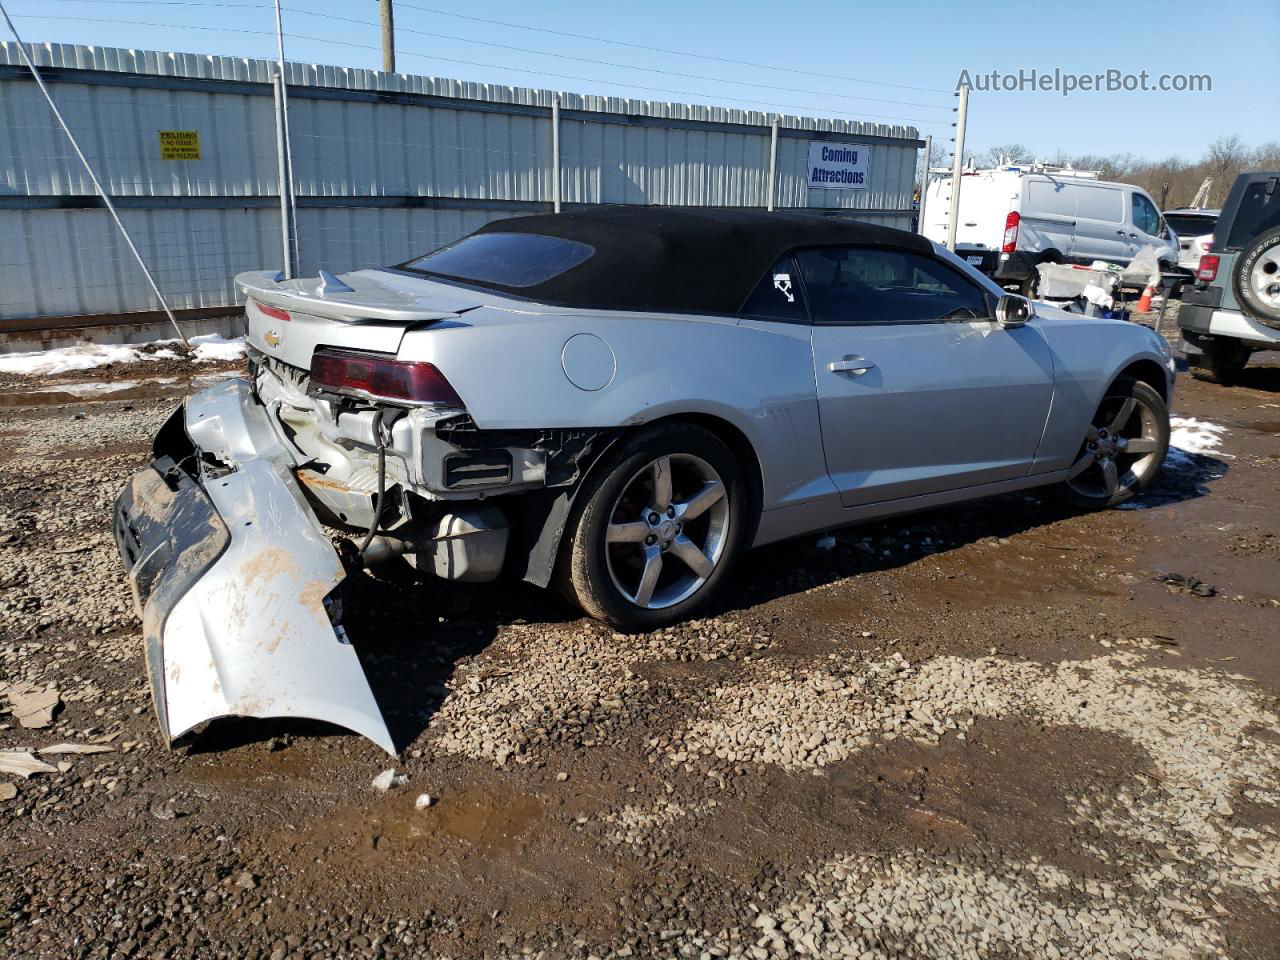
<box><xmin>802</xmin><ymin>245</ymin><xmax>1056</xmax><ymax>508</ymax></box>
<box><xmin>1130</xmin><ymin>190</ymin><xmax>1172</xmax><ymax>260</ymax></box>
<box><xmin>1070</xmin><ymin>183</ymin><xmax>1132</xmax><ymax>264</ymax></box>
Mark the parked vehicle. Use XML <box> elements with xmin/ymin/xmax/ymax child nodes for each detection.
<box><xmin>1163</xmin><ymin>207</ymin><xmax>1220</xmax><ymax>273</ymax></box>
<box><xmin>922</xmin><ymin>164</ymin><xmax>1179</xmax><ymax>296</ymax></box>
<box><xmin>114</xmin><ymin>208</ymin><xmax>1174</xmax><ymax>752</ymax></box>
<box><xmin>1179</xmin><ymin>173</ymin><xmax>1280</xmax><ymax>383</ymax></box>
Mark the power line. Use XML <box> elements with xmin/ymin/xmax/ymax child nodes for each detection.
<box><xmin>16</xmin><ymin>0</ymin><xmax>952</xmax><ymax>96</ymax></box>
<box><xmin>21</xmin><ymin>0</ymin><xmax>269</xmax><ymax>7</ymax></box>
<box><xmin>396</xmin><ymin>2</ymin><xmax>953</xmax><ymax>94</ymax></box>
<box><xmin>11</xmin><ymin>13</ymin><xmax>950</xmax><ymax>127</ymax></box>
<box><xmin>284</xmin><ymin>7</ymin><xmax>950</xmax><ymax>111</ymax></box>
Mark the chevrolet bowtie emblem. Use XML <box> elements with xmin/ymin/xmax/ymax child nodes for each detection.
<box><xmin>264</xmin><ymin>330</ymin><xmax>282</xmax><ymax>348</ymax></box>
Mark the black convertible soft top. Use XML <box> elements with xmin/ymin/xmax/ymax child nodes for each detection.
<box><xmin>401</xmin><ymin>206</ymin><xmax>934</xmax><ymax>314</ymax></box>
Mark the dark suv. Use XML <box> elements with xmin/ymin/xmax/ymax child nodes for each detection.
<box><xmin>1179</xmin><ymin>173</ymin><xmax>1280</xmax><ymax>383</ymax></box>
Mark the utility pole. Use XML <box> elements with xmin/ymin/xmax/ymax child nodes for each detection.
<box><xmin>945</xmin><ymin>82</ymin><xmax>970</xmax><ymax>252</ymax></box>
<box><xmin>273</xmin><ymin>0</ymin><xmax>297</xmax><ymax>273</ymax></box>
<box><xmin>916</xmin><ymin>133</ymin><xmax>932</xmax><ymax>234</ymax></box>
<box><xmin>379</xmin><ymin>0</ymin><xmax>395</xmax><ymax>73</ymax></box>
<box><xmin>551</xmin><ymin>95</ymin><xmax>562</xmax><ymax>213</ymax></box>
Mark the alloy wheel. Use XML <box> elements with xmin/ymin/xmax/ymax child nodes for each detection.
<box><xmin>604</xmin><ymin>454</ymin><xmax>730</xmax><ymax>609</ymax></box>
<box><xmin>1249</xmin><ymin>246</ymin><xmax>1280</xmax><ymax>309</ymax></box>
<box><xmin>1064</xmin><ymin>393</ymin><xmax>1163</xmax><ymax>500</ymax></box>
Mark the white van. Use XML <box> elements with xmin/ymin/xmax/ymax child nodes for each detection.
<box><xmin>921</xmin><ymin>164</ymin><xmax>1179</xmax><ymax>295</ymax></box>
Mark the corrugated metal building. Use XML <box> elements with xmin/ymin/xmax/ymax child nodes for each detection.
<box><xmin>0</xmin><ymin>42</ymin><xmax>922</xmax><ymax>325</ymax></box>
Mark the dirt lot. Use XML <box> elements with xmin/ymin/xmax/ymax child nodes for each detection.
<box><xmin>1</xmin><ymin>350</ymin><xmax>1278</xmax><ymax>960</ymax></box>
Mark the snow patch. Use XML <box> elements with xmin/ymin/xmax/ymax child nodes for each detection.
<box><xmin>1169</xmin><ymin>415</ymin><xmax>1227</xmax><ymax>457</ymax></box>
<box><xmin>190</xmin><ymin>334</ymin><xmax>246</xmax><ymax>362</ymax></box>
<box><xmin>0</xmin><ymin>334</ymin><xmax>245</xmax><ymax>377</ymax></box>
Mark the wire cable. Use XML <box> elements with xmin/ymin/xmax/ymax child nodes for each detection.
<box><xmin>396</xmin><ymin>2</ymin><xmax>953</xmax><ymax>94</ymax></box>
<box><xmin>11</xmin><ymin>14</ymin><xmax>948</xmax><ymax>126</ymax></box>
<box><xmin>284</xmin><ymin>7</ymin><xmax>949</xmax><ymax>111</ymax></box>
<box><xmin>358</xmin><ymin>410</ymin><xmax>387</xmax><ymax>562</ymax></box>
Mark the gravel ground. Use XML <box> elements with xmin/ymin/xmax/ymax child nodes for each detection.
<box><xmin>1</xmin><ymin>352</ymin><xmax>1278</xmax><ymax>959</ymax></box>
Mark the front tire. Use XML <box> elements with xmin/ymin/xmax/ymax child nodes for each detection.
<box><xmin>557</xmin><ymin>422</ymin><xmax>747</xmax><ymax>632</ymax></box>
<box><xmin>1057</xmin><ymin>376</ymin><xmax>1170</xmax><ymax>509</ymax></box>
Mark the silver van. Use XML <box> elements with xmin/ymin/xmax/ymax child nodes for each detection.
<box><xmin>923</xmin><ymin>164</ymin><xmax>1179</xmax><ymax>295</ymax></box>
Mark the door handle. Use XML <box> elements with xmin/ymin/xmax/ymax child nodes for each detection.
<box><xmin>829</xmin><ymin>357</ymin><xmax>876</xmax><ymax>375</ymax></box>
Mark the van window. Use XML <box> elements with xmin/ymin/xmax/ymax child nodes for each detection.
<box><xmin>1025</xmin><ymin>178</ymin><xmax>1075</xmax><ymax>218</ymax></box>
<box><xmin>1131</xmin><ymin>193</ymin><xmax>1163</xmax><ymax>237</ymax></box>
<box><xmin>796</xmin><ymin>247</ymin><xmax>992</xmax><ymax>325</ymax></box>
<box><xmin>1075</xmin><ymin>185</ymin><xmax>1123</xmax><ymax>223</ymax></box>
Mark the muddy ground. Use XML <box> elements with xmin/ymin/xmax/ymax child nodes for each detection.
<box><xmin>0</xmin><ymin>349</ymin><xmax>1278</xmax><ymax>960</ymax></box>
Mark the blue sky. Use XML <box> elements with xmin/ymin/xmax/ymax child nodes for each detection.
<box><xmin>7</xmin><ymin>0</ymin><xmax>1276</xmax><ymax>161</ymax></box>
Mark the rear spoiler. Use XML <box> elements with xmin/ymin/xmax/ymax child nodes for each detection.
<box><xmin>235</xmin><ymin>269</ymin><xmax>478</xmax><ymax>324</ymax></box>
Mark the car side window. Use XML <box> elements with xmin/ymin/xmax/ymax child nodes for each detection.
<box><xmin>739</xmin><ymin>256</ymin><xmax>808</xmax><ymax>322</ymax></box>
<box><xmin>794</xmin><ymin>246</ymin><xmax>992</xmax><ymax>325</ymax></box>
<box><xmin>1132</xmin><ymin>193</ymin><xmax>1162</xmax><ymax>236</ymax></box>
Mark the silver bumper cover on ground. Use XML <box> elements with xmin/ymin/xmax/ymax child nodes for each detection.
<box><xmin>113</xmin><ymin>378</ymin><xmax>395</xmax><ymax>755</ymax></box>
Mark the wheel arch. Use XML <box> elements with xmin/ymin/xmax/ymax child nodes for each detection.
<box><xmin>511</xmin><ymin>411</ymin><xmax>765</xmax><ymax>590</ymax></box>
<box><xmin>654</xmin><ymin>412</ymin><xmax>765</xmax><ymax>544</ymax></box>
<box><xmin>1113</xmin><ymin>358</ymin><xmax>1170</xmax><ymax>402</ymax></box>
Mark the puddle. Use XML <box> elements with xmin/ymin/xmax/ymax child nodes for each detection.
<box><xmin>263</xmin><ymin>783</ymin><xmax>546</xmax><ymax>869</ymax></box>
<box><xmin>426</xmin><ymin>787</ymin><xmax>544</xmax><ymax>848</ymax></box>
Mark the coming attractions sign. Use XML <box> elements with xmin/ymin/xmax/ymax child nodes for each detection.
<box><xmin>806</xmin><ymin>141</ymin><xmax>871</xmax><ymax>190</ymax></box>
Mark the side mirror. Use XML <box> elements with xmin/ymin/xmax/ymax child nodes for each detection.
<box><xmin>996</xmin><ymin>293</ymin><xmax>1033</xmax><ymax>328</ymax></box>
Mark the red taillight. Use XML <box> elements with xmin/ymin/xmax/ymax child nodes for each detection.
<box><xmin>309</xmin><ymin>349</ymin><xmax>463</xmax><ymax>406</ymax></box>
<box><xmin>1001</xmin><ymin>211</ymin><xmax>1020</xmax><ymax>254</ymax></box>
<box><xmin>1196</xmin><ymin>254</ymin><xmax>1220</xmax><ymax>283</ymax></box>
<box><xmin>249</xmin><ymin>298</ymin><xmax>291</xmax><ymax>323</ymax></box>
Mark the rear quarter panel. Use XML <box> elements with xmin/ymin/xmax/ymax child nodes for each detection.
<box><xmin>395</xmin><ymin>309</ymin><xmax>832</xmax><ymax>512</ymax></box>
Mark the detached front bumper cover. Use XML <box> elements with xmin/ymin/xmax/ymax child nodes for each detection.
<box><xmin>113</xmin><ymin>378</ymin><xmax>396</xmax><ymax>755</ymax></box>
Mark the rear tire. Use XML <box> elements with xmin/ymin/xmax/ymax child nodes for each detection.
<box><xmin>1187</xmin><ymin>337</ymin><xmax>1251</xmax><ymax>385</ymax></box>
<box><xmin>1234</xmin><ymin>226</ymin><xmax>1280</xmax><ymax>329</ymax></box>
<box><xmin>1019</xmin><ymin>254</ymin><xmax>1059</xmax><ymax>299</ymax></box>
<box><xmin>1019</xmin><ymin>266</ymin><xmax>1041</xmax><ymax>299</ymax></box>
<box><xmin>556</xmin><ymin>422</ymin><xmax>748</xmax><ymax>632</ymax></box>
<box><xmin>1056</xmin><ymin>376</ymin><xmax>1170</xmax><ymax>509</ymax></box>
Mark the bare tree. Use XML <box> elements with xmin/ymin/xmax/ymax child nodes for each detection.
<box><xmin>915</xmin><ymin>140</ymin><xmax>948</xmax><ymax>194</ymax></box>
<box><xmin>1252</xmin><ymin>140</ymin><xmax>1280</xmax><ymax>170</ymax></box>
<box><xmin>1206</xmin><ymin>135</ymin><xmax>1249</xmax><ymax>204</ymax></box>
<box><xmin>980</xmin><ymin>142</ymin><xmax>1032</xmax><ymax>166</ymax></box>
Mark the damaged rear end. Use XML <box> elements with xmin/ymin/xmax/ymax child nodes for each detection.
<box><xmin>114</xmin><ymin>380</ymin><xmax>396</xmax><ymax>754</ymax></box>
<box><xmin>115</xmin><ymin>268</ymin><xmax>609</xmax><ymax>754</ymax></box>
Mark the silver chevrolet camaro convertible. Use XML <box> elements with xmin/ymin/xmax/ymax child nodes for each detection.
<box><xmin>114</xmin><ymin>207</ymin><xmax>1175</xmax><ymax>752</ymax></box>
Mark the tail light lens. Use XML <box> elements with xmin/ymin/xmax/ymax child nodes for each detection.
<box><xmin>309</xmin><ymin>348</ymin><xmax>463</xmax><ymax>406</ymax></box>
<box><xmin>1196</xmin><ymin>254</ymin><xmax>1220</xmax><ymax>283</ymax></box>
<box><xmin>1001</xmin><ymin>211</ymin><xmax>1020</xmax><ymax>254</ymax></box>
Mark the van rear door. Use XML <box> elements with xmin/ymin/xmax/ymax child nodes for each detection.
<box><xmin>921</xmin><ymin>170</ymin><xmax>1014</xmax><ymax>255</ymax></box>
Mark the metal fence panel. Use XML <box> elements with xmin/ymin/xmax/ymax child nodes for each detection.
<box><xmin>0</xmin><ymin>41</ymin><xmax>921</xmax><ymax>323</ymax></box>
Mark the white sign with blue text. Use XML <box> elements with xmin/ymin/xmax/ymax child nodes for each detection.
<box><xmin>806</xmin><ymin>141</ymin><xmax>870</xmax><ymax>190</ymax></box>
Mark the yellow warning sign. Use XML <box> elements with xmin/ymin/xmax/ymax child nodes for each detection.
<box><xmin>158</xmin><ymin>130</ymin><xmax>201</xmax><ymax>160</ymax></box>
